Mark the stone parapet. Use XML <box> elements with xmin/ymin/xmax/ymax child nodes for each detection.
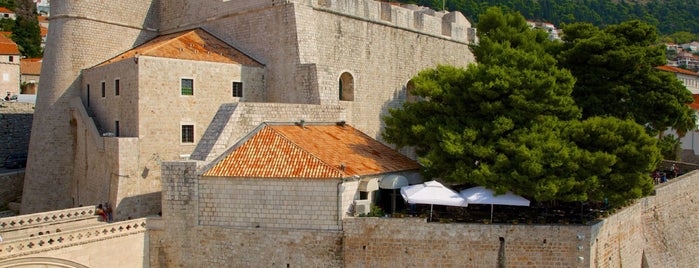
<box><xmin>0</xmin><ymin>218</ymin><xmax>147</xmax><ymax>262</ymax></box>
<box><xmin>312</xmin><ymin>0</ymin><xmax>474</xmax><ymax>43</ymax></box>
<box><xmin>0</xmin><ymin>206</ymin><xmax>96</xmax><ymax>233</ymax></box>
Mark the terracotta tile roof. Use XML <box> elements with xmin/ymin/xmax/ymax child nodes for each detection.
<box><xmin>40</xmin><ymin>26</ymin><xmax>47</xmax><ymax>37</ymax></box>
<box><xmin>691</xmin><ymin>94</ymin><xmax>699</xmax><ymax>110</ymax></box>
<box><xmin>21</xmin><ymin>58</ymin><xmax>42</xmax><ymax>75</ymax></box>
<box><xmin>0</xmin><ymin>7</ymin><xmax>13</xmax><ymax>14</ymax></box>
<box><xmin>0</xmin><ymin>34</ymin><xmax>19</xmax><ymax>55</ymax></box>
<box><xmin>203</xmin><ymin>123</ymin><xmax>421</xmax><ymax>178</ymax></box>
<box><xmin>94</xmin><ymin>28</ymin><xmax>263</xmax><ymax>68</ymax></box>
<box><xmin>657</xmin><ymin>65</ymin><xmax>699</xmax><ymax>77</ymax></box>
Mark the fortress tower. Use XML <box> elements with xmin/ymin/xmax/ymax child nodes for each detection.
<box><xmin>22</xmin><ymin>0</ymin><xmax>475</xmax><ymax>218</ymax></box>
<box><xmin>21</xmin><ymin>1</ymin><xmax>159</xmax><ymax>213</ymax></box>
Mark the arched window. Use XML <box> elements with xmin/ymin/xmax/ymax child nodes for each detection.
<box><xmin>339</xmin><ymin>72</ymin><xmax>354</xmax><ymax>101</ymax></box>
<box><xmin>406</xmin><ymin>80</ymin><xmax>419</xmax><ymax>102</ymax></box>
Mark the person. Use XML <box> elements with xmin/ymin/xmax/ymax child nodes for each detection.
<box><xmin>672</xmin><ymin>164</ymin><xmax>679</xmax><ymax>179</ymax></box>
<box><xmin>652</xmin><ymin>170</ymin><xmax>660</xmax><ymax>185</ymax></box>
<box><xmin>105</xmin><ymin>202</ymin><xmax>113</xmax><ymax>222</ymax></box>
<box><xmin>660</xmin><ymin>172</ymin><xmax>668</xmax><ymax>183</ymax></box>
<box><xmin>96</xmin><ymin>204</ymin><xmax>108</xmax><ymax>222</ymax></box>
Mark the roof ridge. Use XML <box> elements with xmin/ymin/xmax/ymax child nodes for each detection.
<box><xmin>266</xmin><ymin>126</ymin><xmax>347</xmax><ymax>177</ymax></box>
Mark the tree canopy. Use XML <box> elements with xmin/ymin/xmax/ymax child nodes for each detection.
<box><xmin>11</xmin><ymin>0</ymin><xmax>42</xmax><ymax>58</ymax></box>
<box><xmin>382</xmin><ymin>7</ymin><xmax>661</xmax><ymax>206</ymax></box>
<box><xmin>555</xmin><ymin>20</ymin><xmax>695</xmax><ymax>136</ymax></box>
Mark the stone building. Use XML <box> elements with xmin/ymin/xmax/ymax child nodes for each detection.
<box><xmin>0</xmin><ymin>34</ymin><xmax>19</xmax><ymax>98</ymax></box>
<box><xmin>22</xmin><ymin>0</ymin><xmax>476</xmax><ymax>220</ymax></box>
<box><xmin>19</xmin><ymin>58</ymin><xmax>41</xmax><ymax>94</ymax></box>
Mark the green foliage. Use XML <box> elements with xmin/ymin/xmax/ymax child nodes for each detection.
<box><xmin>556</xmin><ymin>20</ymin><xmax>695</xmax><ymax>136</ymax></box>
<box><xmin>367</xmin><ymin>204</ymin><xmax>385</xmax><ymax>217</ymax></box>
<box><xmin>383</xmin><ymin>7</ymin><xmax>662</xmax><ymax>207</ymax></box>
<box><xmin>395</xmin><ymin>0</ymin><xmax>699</xmax><ymax>36</ymax></box>
<box><xmin>658</xmin><ymin>135</ymin><xmax>681</xmax><ymax>161</ymax></box>
<box><xmin>0</xmin><ymin>18</ymin><xmax>13</xmax><ymax>32</ymax></box>
<box><xmin>0</xmin><ymin>0</ymin><xmax>15</xmax><ymax>10</ymax></box>
<box><xmin>11</xmin><ymin>12</ymin><xmax>41</xmax><ymax>58</ymax></box>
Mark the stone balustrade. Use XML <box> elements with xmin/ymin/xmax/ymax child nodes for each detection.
<box><xmin>0</xmin><ymin>218</ymin><xmax>147</xmax><ymax>260</ymax></box>
<box><xmin>0</xmin><ymin>206</ymin><xmax>96</xmax><ymax>232</ymax></box>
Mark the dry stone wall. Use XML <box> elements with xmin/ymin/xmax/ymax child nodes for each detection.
<box><xmin>0</xmin><ymin>102</ymin><xmax>32</xmax><ymax>162</ymax></box>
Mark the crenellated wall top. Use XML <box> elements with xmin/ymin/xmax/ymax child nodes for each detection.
<box><xmin>308</xmin><ymin>0</ymin><xmax>475</xmax><ymax>43</ymax></box>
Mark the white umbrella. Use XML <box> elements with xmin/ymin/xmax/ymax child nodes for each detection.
<box><xmin>459</xmin><ymin>186</ymin><xmax>530</xmax><ymax>222</ymax></box>
<box><xmin>400</xmin><ymin>180</ymin><xmax>468</xmax><ymax>221</ymax></box>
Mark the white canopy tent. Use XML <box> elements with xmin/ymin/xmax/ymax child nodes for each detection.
<box><xmin>459</xmin><ymin>186</ymin><xmax>530</xmax><ymax>222</ymax></box>
<box><xmin>400</xmin><ymin>180</ymin><xmax>468</xmax><ymax>221</ymax></box>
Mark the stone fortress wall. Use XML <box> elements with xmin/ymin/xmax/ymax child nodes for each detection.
<box><xmin>145</xmin><ymin>164</ymin><xmax>699</xmax><ymax>267</ymax></box>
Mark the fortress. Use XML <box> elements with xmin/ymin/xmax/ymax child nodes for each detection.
<box><xmin>21</xmin><ymin>0</ymin><xmax>476</xmax><ymax>218</ymax></box>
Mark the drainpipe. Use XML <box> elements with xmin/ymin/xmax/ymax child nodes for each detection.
<box><xmin>337</xmin><ymin>178</ymin><xmax>344</xmax><ymax>230</ymax></box>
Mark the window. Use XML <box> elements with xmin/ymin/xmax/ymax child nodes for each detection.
<box><xmin>8</xmin><ymin>56</ymin><xmax>13</xmax><ymax>62</ymax></box>
<box><xmin>339</xmin><ymin>72</ymin><xmax>354</xmax><ymax>101</ymax></box>
<box><xmin>114</xmin><ymin>79</ymin><xmax>120</xmax><ymax>96</ymax></box>
<box><xmin>232</xmin><ymin>82</ymin><xmax>243</xmax><ymax>97</ymax></box>
<box><xmin>86</xmin><ymin>84</ymin><xmax>90</xmax><ymax>107</ymax></box>
<box><xmin>181</xmin><ymin>125</ymin><xmax>194</xmax><ymax>143</ymax></box>
<box><xmin>101</xmin><ymin>81</ymin><xmax>106</xmax><ymax>97</ymax></box>
<box><xmin>115</xmin><ymin>121</ymin><xmax>120</xmax><ymax>137</ymax></box>
<box><xmin>181</xmin><ymin>78</ymin><xmax>193</xmax><ymax>95</ymax></box>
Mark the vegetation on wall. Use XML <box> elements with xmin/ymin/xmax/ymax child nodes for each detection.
<box><xmin>383</xmin><ymin>7</ymin><xmax>668</xmax><ymax>207</ymax></box>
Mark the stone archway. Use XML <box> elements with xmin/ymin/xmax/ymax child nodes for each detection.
<box><xmin>0</xmin><ymin>257</ymin><xmax>89</xmax><ymax>268</ymax></box>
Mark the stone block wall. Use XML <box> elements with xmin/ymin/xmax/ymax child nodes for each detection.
<box><xmin>343</xmin><ymin>217</ymin><xmax>591</xmax><ymax>267</ymax></box>
<box><xmin>641</xmin><ymin>170</ymin><xmax>699</xmax><ymax>267</ymax></box>
<box><xmin>198</xmin><ymin>177</ymin><xmax>342</xmax><ymax>230</ymax></box>
<box><xmin>0</xmin><ymin>171</ymin><xmax>23</xmax><ymax>209</ymax></box>
<box><xmin>0</xmin><ymin>102</ymin><xmax>33</xmax><ymax>162</ymax></box>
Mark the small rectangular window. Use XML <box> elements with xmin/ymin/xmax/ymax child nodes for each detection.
<box><xmin>181</xmin><ymin>78</ymin><xmax>193</xmax><ymax>95</ymax></box>
<box><xmin>101</xmin><ymin>82</ymin><xmax>105</xmax><ymax>97</ymax></box>
<box><xmin>86</xmin><ymin>84</ymin><xmax>90</xmax><ymax>107</ymax></box>
<box><xmin>115</xmin><ymin>121</ymin><xmax>120</xmax><ymax>137</ymax></box>
<box><xmin>8</xmin><ymin>56</ymin><xmax>13</xmax><ymax>62</ymax></box>
<box><xmin>181</xmin><ymin>125</ymin><xmax>194</xmax><ymax>143</ymax></box>
<box><xmin>114</xmin><ymin>79</ymin><xmax>120</xmax><ymax>96</ymax></box>
<box><xmin>232</xmin><ymin>82</ymin><xmax>243</xmax><ymax>97</ymax></box>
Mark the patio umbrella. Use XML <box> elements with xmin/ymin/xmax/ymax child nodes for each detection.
<box><xmin>459</xmin><ymin>186</ymin><xmax>530</xmax><ymax>222</ymax></box>
<box><xmin>400</xmin><ymin>180</ymin><xmax>468</xmax><ymax>221</ymax></box>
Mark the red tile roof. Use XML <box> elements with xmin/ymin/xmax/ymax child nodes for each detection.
<box><xmin>691</xmin><ymin>94</ymin><xmax>699</xmax><ymax>110</ymax></box>
<box><xmin>203</xmin><ymin>123</ymin><xmax>421</xmax><ymax>178</ymax></box>
<box><xmin>94</xmin><ymin>28</ymin><xmax>263</xmax><ymax>68</ymax></box>
<box><xmin>656</xmin><ymin>65</ymin><xmax>699</xmax><ymax>77</ymax></box>
<box><xmin>0</xmin><ymin>7</ymin><xmax>13</xmax><ymax>14</ymax></box>
<box><xmin>0</xmin><ymin>34</ymin><xmax>19</xmax><ymax>55</ymax></box>
<box><xmin>21</xmin><ymin>58</ymin><xmax>42</xmax><ymax>75</ymax></box>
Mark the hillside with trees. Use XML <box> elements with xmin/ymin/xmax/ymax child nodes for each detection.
<box><xmin>399</xmin><ymin>0</ymin><xmax>699</xmax><ymax>38</ymax></box>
